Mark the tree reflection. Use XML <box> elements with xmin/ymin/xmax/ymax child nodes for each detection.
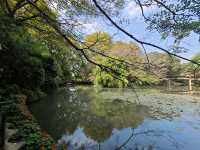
<box><xmin>30</xmin><ymin>87</ymin><xmax>188</xmax><ymax>150</ymax></box>
<box><xmin>30</xmin><ymin>87</ymin><xmax>148</xmax><ymax>141</ymax></box>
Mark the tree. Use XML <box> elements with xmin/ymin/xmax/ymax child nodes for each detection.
<box><xmin>84</xmin><ymin>32</ymin><xmax>113</xmax><ymax>52</ymax></box>
<box><xmin>185</xmin><ymin>53</ymin><xmax>200</xmax><ymax>77</ymax></box>
<box><xmin>1</xmin><ymin>0</ymin><xmax>199</xmax><ymax>86</ymax></box>
<box><xmin>108</xmin><ymin>41</ymin><xmax>142</xmax><ymax>62</ymax></box>
<box><xmin>148</xmin><ymin>52</ymin><xmax>182</xmax><ymax>78</ymax></box>
<box><xmin>138</xmin><ymin>0</ymin><xmax>200</xmax><ymax>43</ymax></box>
<box><xmin>92</xmin><ymin>0</ymin><xmax>200</xmax><ymax>66</ymax></box>
<box><xmin>94</xmin><ymin>57</ymin><xmax>128</xmax><ymax>88</ymax></box>
<box><xmin>0</xmin><ymin>9</ymin><xmax>58</xmax><ymax>92</ymax></box>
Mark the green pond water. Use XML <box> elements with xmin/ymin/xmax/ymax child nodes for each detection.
<box><xmin>30</xmin><ymin>86</ymin><xmax>200</xmax><ymax>150</ymax></box>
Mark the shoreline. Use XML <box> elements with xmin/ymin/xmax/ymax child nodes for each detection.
<box><xmin>0</xmin><ymin>91</ymin><xmax>54</xmax><ymax>150</ymax></box>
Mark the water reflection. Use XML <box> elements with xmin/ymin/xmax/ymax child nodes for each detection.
<box><xmin>30</xmin><ymin>86</ymin><xmax>200</xmax><ymax>150</ymax></box>
<box><xmin>30</xmin><ymin>87</ymin><xmax>148</xmax><ymax>140</ymax></box>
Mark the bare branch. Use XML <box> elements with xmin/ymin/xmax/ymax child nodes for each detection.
<box><xmin>92</xmin><ymin>0</ymin><xmax>200</xmax><ymax>66</ymax></box>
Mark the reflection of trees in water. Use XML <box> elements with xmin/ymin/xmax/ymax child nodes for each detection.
<box><xmin>31</xmin><ymin>87</ymin><xmax>188</xmax><ymax>150</ymax></box>
<box><xmin>74</xmin><ymin>88</ymin><xmax>148</xmax><ymax>141</ymax></box>
<box><xmin>84</xmin><ymin>128</ymin><xmax>181</xmax><ymax>150</ymax></box>
<box><xmin>112</xmin><ymin>129</ymin><xmax>181</xmax><ymax>150</ymax></box>
<box><xmin>91</xmin><ymin>100</ymin><xmax>148</xmax><ymax>129</ymax></box>
<box><xmin>81</xmin><ymin>116</ymin><xmax>113</xmax><ymax>142</ymax></box>
<box><xmin>31</xmin><ymin>87</ymin><xmax>148</xmax><ymax>141</ymax></box>
<box><xmin>62</xmin><ymin>128</ymin><xmax>181</xmax><ymax>150</ymax></box>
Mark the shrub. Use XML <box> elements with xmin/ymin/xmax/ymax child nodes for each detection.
<box><xmin>94</xmin><ymin>58</ymin><xmax>128</xmax><ymax>88</ymax></box>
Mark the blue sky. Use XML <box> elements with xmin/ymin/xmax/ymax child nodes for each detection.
<box><xmin>81</xmin><ymin>1</ymin><xmax>200</xmax><ymax>62</ymax></box>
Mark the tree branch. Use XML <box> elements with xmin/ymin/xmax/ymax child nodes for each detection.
<box><xmin>92</xmin><ymin>0</ymin><xmax>200</xmax><ymax>66</ymax></box>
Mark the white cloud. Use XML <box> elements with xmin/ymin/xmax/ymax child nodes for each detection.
<box><xmin>81</xmin><ymin>21</ymin><xmax>102</xmax><ymax>34</ymax></box>
<box><xmin>125</xmin><ymin>1</ymin><xmax>141</xmax><ymax>17</ymax></box>
<box><xmin>124</xmin><ymin>1</ymin><xmax>155</xmax><ymax>19</ymax></box>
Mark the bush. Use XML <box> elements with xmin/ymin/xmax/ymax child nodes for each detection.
<box><xmin>128</xmin><ymin>70</ymin><xmax>160</xmax><ymax>86</ymax></box>
<box><xmin>0</xmin><ymin>10</ymin><xmax>58</xmax><ymax>93</ymax></box>
<box><xmin>94</xmin><ymin>58</ymin><xmax>128</xmax><ymax>88</ymax></box>
<box><xmin>0</xmin><ymin>88</ymin><xmax>54</xmax><ymax>149</ymax></box>
<box><xmin>93</xmin><ymin>57</ymin><xmax>160</xmax><ymax>87</ymax></box>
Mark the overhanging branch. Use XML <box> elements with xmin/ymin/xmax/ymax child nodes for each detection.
<box><xmin>92</xmin><ymin>0</ymin><xmax>200</xmax><ymax>66</ymax></box>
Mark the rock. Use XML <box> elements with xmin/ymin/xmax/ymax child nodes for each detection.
<box><xmin>4</xmin><ymin>124</ymin><xmax>25</xmax><ymax>150</ymax></box>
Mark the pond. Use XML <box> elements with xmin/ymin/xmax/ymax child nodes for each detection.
<box><xmin>30</xmin><ymin>86</ymin><xmax>200</xmax><ymax>150</ymax></box>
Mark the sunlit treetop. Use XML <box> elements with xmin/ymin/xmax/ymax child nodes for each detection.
<box><xmin>84</xmin><ymin>32</ymin><xmax>113</xmax><ymax>52</ymax></box>
<box><xmin>108</xmin><ymin>41</ymin><xmax>142</xmax><ymax>60</ymax></box>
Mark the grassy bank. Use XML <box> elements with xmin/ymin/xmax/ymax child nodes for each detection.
<box><xmin>0</xmin><ymin>86</ymin><xmax>54</xmax><ymax>149</ymax></box>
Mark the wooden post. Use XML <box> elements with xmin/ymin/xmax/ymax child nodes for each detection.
<box><xmin>0</xmin><ymin>113</ymin><xmax>5</xmax><ymax>150</ymax></box>
<box><xmin>167</xmin><ymin>79</ymin><xmax>171</xmax><ymax>90</ymax></box>
<box><xmin>188</xmin><ymin>77</ymin><xmax>192</xmax><ymax>91</ymax></box>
